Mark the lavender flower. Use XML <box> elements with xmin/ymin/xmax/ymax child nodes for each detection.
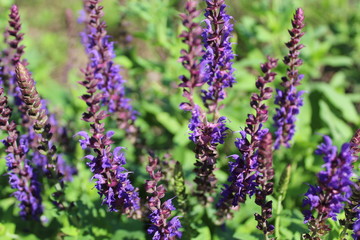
<box><xmin>201</xmin><ymin>0</ymin><xmax>235</xmax><ymax>117</ymax></box>
<box><xmin>302</xmin><ymin>136</ymin><xmax>355</xmax><ymax>238</ymax></box>
<box><xmin>273</xmin><ymin>8</ymin><xmax>305</xmax><ymax>149</ymax></box>
<box><xmin>80</xmin><ymin>0</ymin><xmax>137</xmax><ymax>135</ymax></box>
<box><xmin>217</xmin><ymin>57</ymin><xmax>278</xmax><ymax>220</ymax></box>
<box><xmin>77</xmin><ymin>61</ymin><xmax>140</xmax><ymax>216</ymax></box>
<box><xmin>145</xmin><ymin>156</ymin><xmax>182</xmax><ymax>240</ymax></box>
<box><xmin>0</xmin><ymin>87</ymin><xmax>42</xmax><ymax>219</ymax></box>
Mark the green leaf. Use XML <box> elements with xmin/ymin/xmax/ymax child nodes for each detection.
<box><xmin>192</xmin><ymin>226</ymin><xmax>211</xmax><ymax>240</ymax></box>
<box><xmin>319</xmin><ymin>100</ymin><xmax>353</xmax><ymax>141</ymax></box>
<box><xmin>313</xmin><ymin>83</ymin><xmax>359</xmax><ymax>124</ymax></box>
<box><xmin>61</xmin><ymin>226</ymin><xmax>79</xmax><ymax>237</ymax></box>
<box><xmin>321</xmin><ymin>56</ymin><xmax>353</xmax><ymax>67</ymax></box>
<box><xmin>113</xmin><ymin>55</ymin><xmax>133</xmax><ymax>69</ymax></box>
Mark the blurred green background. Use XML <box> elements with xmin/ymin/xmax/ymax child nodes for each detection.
<box><xmin>0</xmin><ymin>0</ymin><xmax>359</xmax><ymax>239</ymax></box>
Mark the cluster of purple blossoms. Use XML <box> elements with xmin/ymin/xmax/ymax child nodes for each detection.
<box><xmin>178</xmin><ymin>0</ymin><xmax>205</xmax><ymax>110</ymax></box>
<box><xmin>0</xmin><ymin>87</ymin><xmax>43</xmax><ymax>219</ymax></box>
<box><xmin>77</xmin><ymin>1</ymin><xmax>140</xmax><ymax>215</ymax></box>
<box><xmin>201</xmin><ymin>0</ymin><xmax>235</xmax><ymax>116</ymax></box>
<box><xmin>273</xmin><ymin>8</ymin><xmax>305</xmax><ymax>149</ymax></box>
<box><xmin>15</xmin><ymin>62</ymin><xmax>76</xmax><ymax>210</ymax></box>
<box><xmin>302</xmin><ymin>135</ymin><xmax>355</xmax><ymax>238</ymax></box>
<box><xmin>77</xmin><ymin>62</ymin><xmax>140</xmax><ymax>215</ymax></box>
<box><xmin>2</xmin><ymin>5</ymin><xmax>75</xmax><ymax>182</ymax></box>
<box><xmin>0</xmin><ymin>5</ymin><xmax>75</xmax><ymax>215</ymax></box>
<box><xmin>145</xmin><ymin>156</ymin><xmax>182</xmax><ymax>240</ymax></box>
<box><xmin>191</xmin><ymin>105</ymin><xmax>228</xmax><ymax>203</ymax></box>
<box><xmin>217</xmin><ymin>57</ymin><xmax>278</xmax><ymax>220</ymax></box>
<box><xmin>178</xmin><ymin>0</ymin><xmax>234</xmax><ymax>204</ymax></box>
<box><xmin>80</xmin><ymin>0</ymin><xmax>137</xmax><ymax>135</ymax></box>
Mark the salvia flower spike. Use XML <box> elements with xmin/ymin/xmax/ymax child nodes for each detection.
<box><xmin>273</xmin><ymin>8</ymin><xmax>305</xmax><ymax>149</ymax></box>
<box><xmin>178</xmin><ymin>0</ymin><xmax>228</xmax><ymax>204</ymax></box>
<box><xmin>178</xmin><ymin>0</ymin><xmax>205</xmax><ymax>112</ymax></box>
<box><xmin>254</xmin><ymin>132</ymin><xmax>275</xmax><ymax>238</ymax></box>
<box><xmin>5</xmin><ymin>6</ymin><xmax>74</xmax><ymax>185</ymax></box>
<box><xmin>217</xmin><ymin>57</ymin><xmax>278</xmax><ymax>220</ymax></box>
<box><xmin>201</xmin><ymin>0</ymin><xmax>235</xmax><ymax>118</ymax></box>
<box><xmin>81</xmin><ymin>0</ymin><xmax>137</xmax><ymax>135</ymax></box>
<box><xmin>3</xmin><ymin>4</ymin><xmax>28</xmax><ymax>108</ymax></box>
<box><xmin>15</xmin><ymin>63</ymin><xmax>59</xmax><ymax>169</ymax></box>
<box><xmin>77</xmin><ymin>63</ymin><xmax>140</xmax><ymax>215</ymax></box>
<box><xmin>145</xmin><ymin>155</ymin><xmax>182</xmax><ymax>240</ymax></box>
<box><xmin>302</xmin><ymin>135</ymin><xmax>355</xmax><ymax>238</ymax></box>
<box><xmin>0</xmin><ymin>87</ymin><xmax>42</xmax><ymax>219</ymax></box>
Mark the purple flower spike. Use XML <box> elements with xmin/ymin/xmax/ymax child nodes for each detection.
<box><xmin>273</xmin><ymin>8</ymin><xmax>305</xmax><ymax>149</ymax></box>
<box><xmin>201</xmin><ymin>0</ymin><xmax>235</xmax><ymax>117</ymax></box>
<box><xmin>77</xmin><ymin>50</ymin><xmax>140</xmax><ymax>216</ymax></box>
<box><xmin>217</xmin><ymin>57</ymin><xmax>278</xmax><ymax>221</ymax></box>
<box><xmin>178</xmin><ymin>0</ymin><xmax>205</xmax><ymax>111</ymax></box>
<box><xmin>145</xmin><ymin>156</ymin><xmax>182</xmax><ymax>240</ymax></box>
<box><xmin>178</xmin><ymin>0</ymin><xmax>233</xmax><ymax>206</ymax></box>
<box><xmin>185</xmin><ymin>102</ymin><xmax>229</xmax><ymax>204</ymax></box>
<box><xmin>302</xmin><ymin>135</ymin><xmax>355</xmax><ymax>238</ymax></box>
<box><xmin>254</xmin><ymin>132</ymin><xmax>275</xmax><ymax>237</ymax></box>
<box><xmin>80</xmin><ymin>0</ymin><xmax>137</xmax><ymax>136</ymax></box>
<box><xmin>0</xmin><ymin>88</ymin><xmax>43</xmax><ymax>219</ymax></box>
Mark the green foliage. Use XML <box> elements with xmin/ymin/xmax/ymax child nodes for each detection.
<box><xmin>0</xmin><ymin>0</ymin><xmax>358</xmax><ymax>239</ymax></box>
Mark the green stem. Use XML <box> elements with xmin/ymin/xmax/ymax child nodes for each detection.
<box><xmin>275</xmin><ymin>195</ymin><xmax>283</xmax><ymax>239</ymax></box>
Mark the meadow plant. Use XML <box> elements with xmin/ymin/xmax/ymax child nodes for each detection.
<box><xmin>302</xmin><ymin>135</ymin><xmax>355</xmax><ymax>238</ymax></box>
<box><xmin>179</xmin><ymin>0</ymin><xmax>233</xmax><ymax>205</ymax></box>
<box><xmin>76</xmin><ymin>0</ymin><xmax>140</xmax><ymax>216</ymax></box>
<box><xmin>0</xmin><ymin>1</ymin><xmax>358</xmax><ymax>240</ymax></box>
<box><xmin>0</xmin><ymin>87</ymin><xmax>42</xmax><ymax>219</ymax></box>
<box><xmin>273</xmin><ymin>8</ymin><xmax>305</xmax><ymax>149</ymax></box>
<box><xmin>145</xmin><ymin>155</ymin><xmax>182</xmax><ymax>240</ymax></box>
<box><xmin>216</xmin><ymin>56</ymin><xmax>277</xmax><ymax>223</ymax></box>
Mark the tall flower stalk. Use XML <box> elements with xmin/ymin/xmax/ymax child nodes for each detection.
<box><xmin>15</xmin><ymin>63</ymin><xmax>75</xmax><ymax>209</ymax></box>
<box><xmin>254</xmin><ymin>132</ymin><xmax>275</xmax><ymax>238</ymax></box>
<box><xmin>0</xmin><ymin>87</ymin><xmax>42</xmax><ymax>219</ymax></box>
<box><xmin>217</xmin><ymin>57</ymin><xmax>278</xmax><ymax>220</ymax></box>
<box><xmin>15</xmin><ymin>63</ymin><xmax>58</xmax><ymax>172</ymax></box>
<box><xmin>201</xmin><ymin>0</ymin><xmax>235</xmax><ymax>119</ymax></box>
<box><xmin>80</xmin><ymin>0</ymin><xmax>137</xmax><ymax>136</ymax></box>
<box><xmin>273</xmin><ymin>8</ymin><xmax>305</xmax><ymax>149</ymax></box>
<box><xmin>145</xmin><ymin>155</ymin><xmax>182</xmax><ymax>240</ymax></box>
<box><xmin>77</xmin><ymin>1</ymin><xmax>140</xmax><ymax>215</ymax></box>
<box><xmin>2</xmin><ymin>5</ymin><xmax>27</xmax><ymax>94</ymax></box>
<box><xmin>2</xmin><ymin>5</ymin><xmax>74</xmax><ymax>182</ymax></box>
<box><xmin>77</xmin><ymin>63</ymin><xmax>140</xmax><ymax>215</ymax></box>
<box><xmin>178</xmin><ymin>0</ymin><xmax>233</xmax><ymax>205</ymax></box>
<box><xmin>302</xmin><ymin>135</ymin><xmax>355</xmax><ymax>239</ymax></box>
